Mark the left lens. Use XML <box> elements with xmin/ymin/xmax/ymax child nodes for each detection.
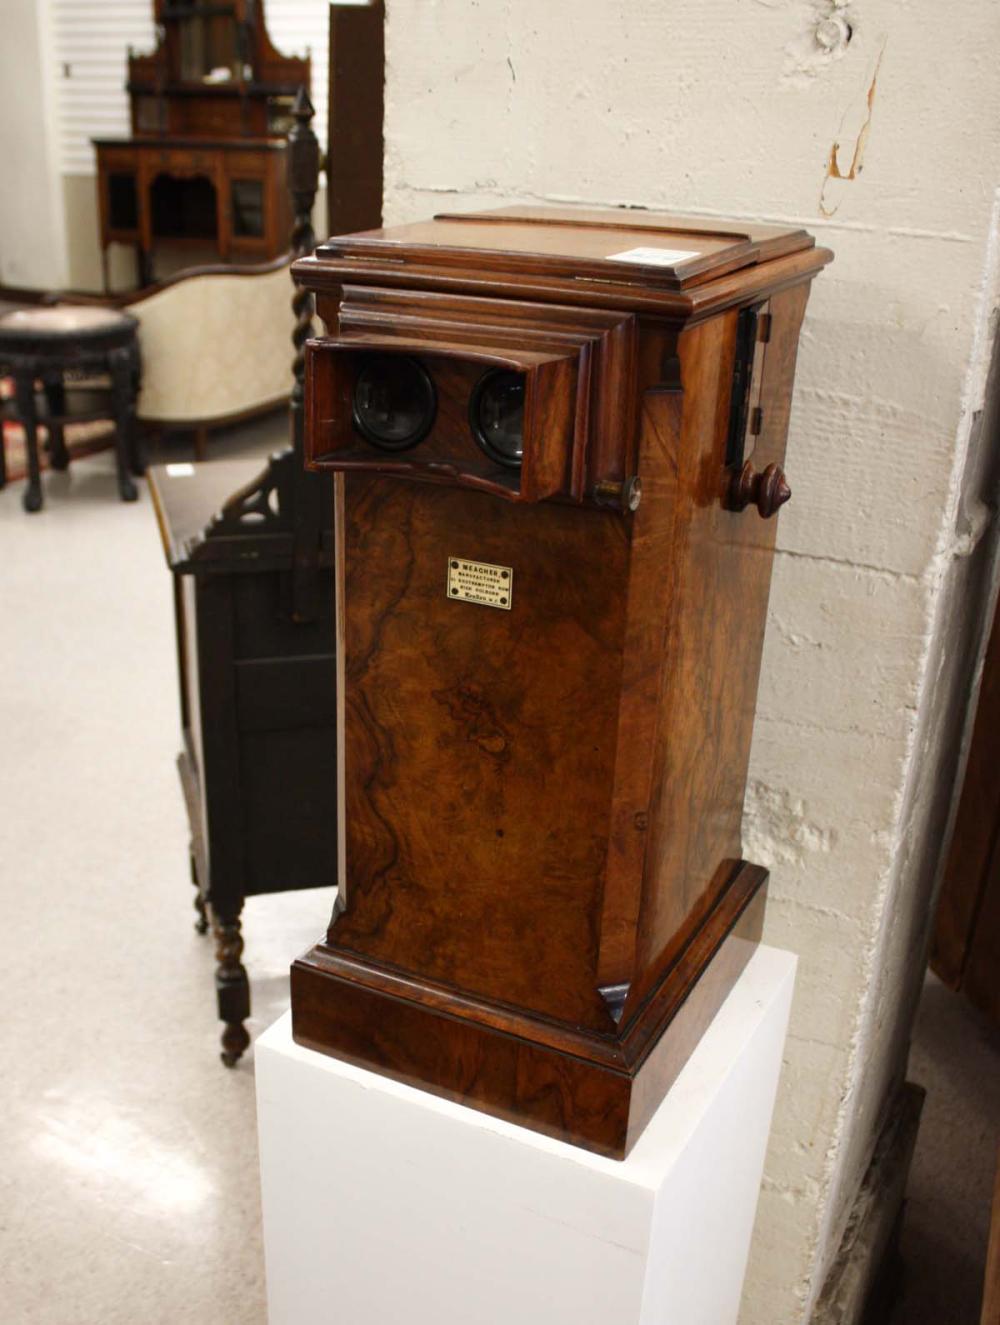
<box><xmin>352</xmin><ymin>355</ymin><xmax>436</xmax><ymax>451</ymax></box>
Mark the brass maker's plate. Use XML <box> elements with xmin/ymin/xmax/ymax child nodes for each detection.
<box><xmin>447</xmin><ymin>556</ymin><xmax>513</xmax><ymax>611</ymax></box>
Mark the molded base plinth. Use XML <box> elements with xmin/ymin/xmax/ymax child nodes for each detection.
<box><xmin>291</xmin><ymin>861</ymin><xmax>767</xmax><ymax>1158</ymax></box>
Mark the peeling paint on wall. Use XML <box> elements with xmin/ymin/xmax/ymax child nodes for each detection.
<box><xmin>820</xmin><ymin>44</ymin><xmax>886</xmax><ymax>217</ymax></box>
<box><xmin>745</xmin><ymin>780</ymin><xmax>837</xmax><ymax>868</ymax></box>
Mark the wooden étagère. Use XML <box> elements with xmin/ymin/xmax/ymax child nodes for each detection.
<box><xmin>291</xmin><ymin>205</ymin><xmax>832</xmax><ymax>1158</ymax></box>
<box><xmin>93</xmin><ymin>0</ymin><xmax>309</xmax><ymax>286</ymax></box>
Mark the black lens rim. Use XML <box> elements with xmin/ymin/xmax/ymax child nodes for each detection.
<box><xmin>352</xmin><ymin>354</ymin><xmax>437</xmax><ymax>452</ymax></box>
<box><xmin>469</xmin><ymin>369</ymin><xmax>526</xmax><ymax>469</ymax></box>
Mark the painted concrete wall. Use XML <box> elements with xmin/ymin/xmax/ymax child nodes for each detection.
<box><xmin>379</xmin><ymin>1</ymin><xmax>1000</xmax><ymax>1320</ymax></box>
<box><xmin>0</xmin><ymin>0</ymin><xmax>68</xmax><ymax>288</ymax></box>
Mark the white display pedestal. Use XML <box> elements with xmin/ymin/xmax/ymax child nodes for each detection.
<box><xmin>256</xmin><ymin>944</ymin><xmax>796</xmax><ymax>1325</ymax></box>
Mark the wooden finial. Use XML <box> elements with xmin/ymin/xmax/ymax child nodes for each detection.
<box><xmin>292</xmin><ymin>85</ymin><xmax>315</xmax><ymax>124</ymax></box>
<box><xmin>288</xmin><ymin>86</ymin><xmax>319</xmax><ymax>257</ymax></box>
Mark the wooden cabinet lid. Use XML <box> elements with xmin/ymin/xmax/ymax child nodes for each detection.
<box><xmin>314</xmin><ymin>204</ymin><xmax>816</xmax><ymax>293</ymax></box>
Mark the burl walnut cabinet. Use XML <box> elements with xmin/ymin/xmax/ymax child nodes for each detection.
<box><xmin>290</xmin><ymin>206</ymin><xmax>831</xmax><ymax>1158</ymax></box>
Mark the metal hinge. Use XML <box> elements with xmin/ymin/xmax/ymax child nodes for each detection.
<box><xmin>725</xmin><ymin>300</ymin><xmax>769</xmax><ymax>468</ymax></box>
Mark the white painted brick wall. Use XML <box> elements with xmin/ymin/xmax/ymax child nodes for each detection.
<box><xmin>381</xmin><ymin>2</ymin><xmax>1000</xmax><ymax>1319</ymax></box>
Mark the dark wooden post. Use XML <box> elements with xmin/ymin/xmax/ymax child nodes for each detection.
<box><xmin>286</xmin><ymin>86</ymin><xmax>325</xmax><ymax>622</ymax></box>
<box><xmin>288</xmin><ymin>85</ymin><xmax>319</xmax><ymax>439</ymax></box>
<box><xmin>327</xmin><ymin>0</ymin><xmax>384</xmax><ymax>235</ymax></box>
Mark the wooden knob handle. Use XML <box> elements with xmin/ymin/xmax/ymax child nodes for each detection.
<box><xmin>726</xmin><ymin>461</ymin><xmax>791</xmax><ymax>518</ymax></box>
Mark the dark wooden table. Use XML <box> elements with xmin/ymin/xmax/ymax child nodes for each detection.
<box><xmin>0</xmin><ymin>305</ymin><xmax>142</xmax><ymax>512</ymax></box>
<box><xmin>149</xmin><ymin>452</ymin><xmax>336</xmax><ymax>1066</ymax></box>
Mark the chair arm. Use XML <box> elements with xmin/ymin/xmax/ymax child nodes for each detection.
<box><xmin>120</xmin><ymin>253</ymin><xmax>294</xmax><ymax>305</ymax></box>
<box><xmin>44</xmin><ymin>253</ymin><xmax>293</xmax><ymax>310</ymax></box>
<box><xmin>41</xmin><ymin>291</ymin><xmax>126</xmax><ymax>309</ymax></box>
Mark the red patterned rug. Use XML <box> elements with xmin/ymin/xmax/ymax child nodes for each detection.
<box><xmin>1</xmin><ymin>378</ymin><xmax>114</xmax><ymax>482</ymax></box>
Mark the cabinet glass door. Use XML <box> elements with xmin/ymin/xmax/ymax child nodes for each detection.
<box><xmin>174</xmin><ymin>9</ymin><xmax>241</xmax><ymax>83</ymax></box>
<box><xmin>230</xmin><ymin>179</ymin><xmax>265</xmax><ymax>239</ymax></box>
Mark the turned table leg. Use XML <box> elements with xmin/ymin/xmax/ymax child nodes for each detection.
<box><xmin>127</xmin><ymin>348</ymin><xmax>145</xmax><ymax>477</ymax></box>
<box><xmin>14</xmin><ymin>366</ymin><xmax>42</xmax><ymax>512</ymax></box>
<box><xmin>137</xmin><ymin>245</ymin><xmax>152</xmax><ymax>291</ymax></box>
<box><xmin>43</xmin><ymin>379</ymin><xmax>70</xmax><ymax>471</ymax></box>
<box><xmin>129</xmin><ymin>429</ymin><xmax>148</xmax><ymax>478</ymax></box>
<box><xmin>189</xmin><ymin>845</ymin><xmax>209</xmax><ymax>936</ymax></box>
<box><xmin>108</xmin><ymin>346</ymin><xmax>139</xmax><ymax>502</ymax></box>
<box><xmin>212</xmin><ymin>904</ymin><xmax>251</xmax><ymax>1067</ymax></box>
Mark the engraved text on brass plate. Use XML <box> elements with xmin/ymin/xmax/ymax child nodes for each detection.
<box><xmin>447</xmin><ymin>557</ymin><xmax>513</xmax><ymax>611</ymax></box>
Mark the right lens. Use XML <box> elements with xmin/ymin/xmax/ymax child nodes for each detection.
<box><xmin>470</xmin><ymin>370</ymin><xmax>525</xmax><ymax>468</ymax></box>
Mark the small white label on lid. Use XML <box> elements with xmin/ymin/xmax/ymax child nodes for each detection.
<box><xmin>166</xmin><ymin>463</ymin><xmax>196</xmax><ymax>477</ymax></box>
<box><xmin>606</xmin><ymin>246</ymin><xmax>701</xmax><ymax>267</ymax></box>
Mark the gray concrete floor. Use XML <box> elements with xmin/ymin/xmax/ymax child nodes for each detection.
<box><xmin>0</xmin><ymin>419</ymin><xmax>996</xmax><ymax>1323</ymax></box>
<box><xmin>0</xmin><ymin>417</ymin><xmax>325</xmax><ymax>1324</ymax></box>
<box><xmin>890</xmin><ymin>974</ymin><xmax>1000</xmax><ymax>1325</ymax></box>
<box><xmin>143</xmin><ymin>405</ymin><xmax>288</xmax><ymax>467</ymax></box>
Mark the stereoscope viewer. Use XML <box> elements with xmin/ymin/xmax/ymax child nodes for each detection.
<box><xmin>290</xmin><ymin>205</ymin><xmax>831</xmax><ymax>1158</ymax></box>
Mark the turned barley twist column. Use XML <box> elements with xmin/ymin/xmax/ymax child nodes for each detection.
<box><xmin>288</xmin><ymin>86</ymin><xmax>319</xmax><ymax>446</ymax></box>
<box><xmin>286</xmin><ymin>86</ymin><xmax>323</xmax><ymax>621</ymax></box>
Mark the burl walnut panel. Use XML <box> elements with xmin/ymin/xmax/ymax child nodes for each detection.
<box><xmin>621</xmin><ymin>286</ymin><xmax>811</xmax><ymax>1015</ymax></box>
<box><xmin>333</xmin><ymin>473</ymin><xmax>626</xmax><ymax>1030</ymax></box>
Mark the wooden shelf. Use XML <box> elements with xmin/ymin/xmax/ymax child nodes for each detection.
<box><xmin>161</xmin><ymin>3</ymin><xmax>237</xmax><ymax>18</ymax></box>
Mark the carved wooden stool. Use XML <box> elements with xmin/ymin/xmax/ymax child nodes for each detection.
<box><xmin>0</xmin><ymin>306</ymin><xmax>143</xmax><ymax>512</ymax></box>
